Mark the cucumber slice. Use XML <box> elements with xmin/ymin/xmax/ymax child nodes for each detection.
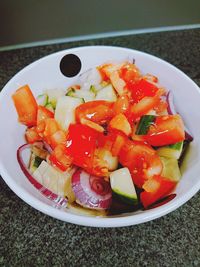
<box><xmin>95</xmin><ymin>84</ymin><xmax>117</xmax><ymax>102</ymax></box>
<box><xmin>136</xmin><ymin>115</ymin><xmax>156</xmax><ymax>135</ymax></box>
<box><xmin>160</xmin><ymin>156</ymin><xmax>181</xmax><ymax>182</ymax></box>
<box><xmin>66</xmin><ymin>88</ymin><xmax>76</xmax><ymax>97</ymax></box>
<box><xmin>157</xmin><ymin>141</ymin><xmax>183</xmax><ymax>159</ymax></box>
<box><xmin>37</xmin><ymin>94</ymin><xmax>48</xmax><ymax>106</ymax></box>
<box><xmin>89</xmin><ymin>85</ymin><xmax>98</xmax><ymax>95</ymax></box>
<box><xmin>29</xmin><ymin>152</ymin><xmax>38</xmax><ymax>173</ymax></box>
<box><xmin>45</xmin><ymin>102</ymin><xmax>55</xmax><ymax>112</ymax></box>
<box><xmin>44</xmin><ymin>89</ymin><xmax>65</xmax><ymax>109</ymax></box>
<box><xmin>110</xmin><ymin>168</ymin><xmax>138</xmax><ymax>204</ymax></box>
<box><xmin>66</xmin><ymin>88</ymin><xmax>95</xmax><ymax>102</ymax></box>
<box><xmin>55</xmin><ymin>96</ymin><xmax>83</xmax><ymax>130</ymax></box>
<box><xmin>33</xmin><ymin>156</ymin><xmax>43</xmax><ymax>168</ymax></box>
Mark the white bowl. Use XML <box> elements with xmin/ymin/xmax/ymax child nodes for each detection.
<box><xmin>0</xmin><ymin>46</ymin><xmax>200</xmax><ymax>227</ymax></box>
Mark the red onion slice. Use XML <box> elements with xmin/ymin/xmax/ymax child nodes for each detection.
<box><xmin>17</xmin><ymin>144</ymin><xmax>68</xmax><ymax>208</ymax></box>
<box><xmin>184</xmin><ymin>126</ymin><xmax>194</xmax><ymax>142</ymax></box>
<box><xmin>166</xmin><ymin>91</ymin><xmax>193</xmax><ymax>142</ymax></box>
<box><xmin>72</xmin><ymin>169</ymin><xmax>112</xmax><ymax>210</ymax></box>
<box><xmin>43</xmin><ymin>141</ymin><xmax>53</xmax><ymax>153</ymax></box>
<box><xmin>166</xmin><ymin>91</ymin><xmax>177</xmax><ymax>115</ymax></box>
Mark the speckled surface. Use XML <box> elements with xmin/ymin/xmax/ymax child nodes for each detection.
<box><xmin>0</xmin><ymin>29</ymin><xmax>200</xmax><ymax>267</ymax></box>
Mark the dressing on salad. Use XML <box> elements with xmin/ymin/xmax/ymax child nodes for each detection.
<box><xmin>12</xmin><ymin>60</ymin><xmax>193</xmax><ymax>215</ymax></box>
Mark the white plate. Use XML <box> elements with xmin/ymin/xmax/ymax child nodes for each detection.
<box><xmin>0</xmin><ymin>46</ymin><xmax>200</xmax><ymax>227</ymax></box>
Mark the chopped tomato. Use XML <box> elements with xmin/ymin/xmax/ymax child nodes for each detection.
<box><xmin>65</xmin><ymin>123</ymin><xmax>111</xmax><ymax>176</ymax></box>
<box><xmin>37</xmin><ymin>105</ymin><xmax>54</xmax><ymax>124</ymax></box>
<box><xmin>111</xmin><ymin>133</ymin><xmax>126</xmax><ymax>156</ymax></box>
<box><xmin>49</xmin><ymin>144</ymin><xmax>73</xmax><ymax>171</ymax></box>
<box><xmin>98</xmin><ymin>129</ymin><xmax>126</xmax><ymax>157</ymax></box>
<box><xmin>36</xmin><ymin>120</ymin><xmax>46</xmax><ymax>134</ymax></box>
<box><xmin>143</xmin><ymin>74</ymin><xmax>158</xmax><ymax>83</ymax></box>
<box><xmin>66</xmin><ymin>123</ymin><xmax>100</xmax><ymax>168</ymax></box>
<box><xmin>119</xmin><ymin>63</ymin><xmax>141</xmax><ymax>84</ymax></box>
<box><xmin>119</xmin><ymin>139</ymin><xmax>163</xmax><ymax>188</ymax></box>
<box><xmin>140</xmin><ymin>175</ymin><xmax>177</xmax><ymax>208</ymax></box>
<box><xmin>145</xmin><ymin>114</ymin><xmax>185</xmax><ymax>146</ymax></box>
<box><xmin>86</xmin><ymin>148</ymin><xmax>109</xmax><ymax>177</ymax></box>
<box><xmin>112</xmin><ymin>94</ymin><xmax>130</xmax><ymax>115</ymax></box>
<box><xmin>43</xmin><ymin>118</ymin><xmax>60</xmax><ymax>137</ymax></box>
<box><xmin>127</xmin><ymin>90</ymin><xmax>163</xmax><ymax>122</ymax></box>
<box><xmin>49</xmin><ymin>130</ymin><xmax>67</xmax><ymax>149</ymax></box>
<box><xmin>39</xmin><ymin>118</ymin><xmax>60</xmax><ymax>146</ymax></box>
<box><xmin>25</xmin><ymin>126</ymin><xmax>42</xmax><ymax>144</ymax></box>
<box><xmin>80</xmin><ymin>118</ymin><xmax>105</xmax><ymax>133</ymax></box>
<box><xmin>153</xmin><ymin>98</ymin><xmax>168</xmax><ymax>115</ymax></box>
<box><xmin>128</xmin><ymin>79</ymin><xmax>159</xmax><ymax>103</ymax></box>
<box><xmin>75</xmin><ymin>100</ymin><xmax>114</xmax><ymax>124</ymax></box>
<box><xmin>12</xmin><ymin>85</ymin><xmax>38</xmax><ymax>127</ymax></box>
<box><xmin>108</xmin><ymin>113</ymin><xmax>131</xmax><ymax>136</ymax></box>
<box><xmin>97</xmin><ymin>64</ymin><xmax>111</xmax><ymax>81</ymax></box>
<box><xmin>97</xmin><ymin>63</ymin><xmax>123</xmax><ymax>81</ymax></box>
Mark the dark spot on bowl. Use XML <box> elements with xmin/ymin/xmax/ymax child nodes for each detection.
<box><xmin>60</xmin><ymin>54</ymin><xmax>81</xmax><ymax>77</ymax></box>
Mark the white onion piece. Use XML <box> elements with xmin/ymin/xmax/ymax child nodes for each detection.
<box><xmin>166</xmin><ymin>91</ymin><xmax>193</xmax><ymax>142</ymax></box>
<box><xmin>78</xmin><ymin>68</ymin><xmax>102</xmax><ymax>90</ymax></box>
<box><xmin>17</xmin><ymin>144</ymin><xmax>68</xmax><ymax>208</ymax></box>
<box><xmin>72</xmin><ymin>169</ymin><xmax>112</xmax><ymax>210</ymax></box>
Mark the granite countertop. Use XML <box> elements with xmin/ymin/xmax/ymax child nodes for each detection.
<box><xmin>0</xmin><ymin>29</ymin><xmax>200</xmax><ymax>267</ymax></box>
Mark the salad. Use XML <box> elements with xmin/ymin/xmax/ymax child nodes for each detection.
<box><xmin>12</xmin><ymin>60</ymin><xmax>193</xmax><ymax>215</ymax></box>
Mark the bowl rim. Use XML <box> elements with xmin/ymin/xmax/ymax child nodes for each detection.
<box><xmin>1</xmin><ymin>45</ymin><xmax>200</xmax><ymax>227</ymax></box>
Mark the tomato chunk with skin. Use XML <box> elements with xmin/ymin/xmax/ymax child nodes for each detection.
<box><xmin>25</xmin><ymin>126</ymin><xmax>42</xmax><ymax>144</ymax></box>
<box><xmin>112</xmin><ymin>94</ymin><xmax>130</xmax><ymax>115</ymax></box>
<box><xmin>140</xmin><ymin>175</ymin><xmax>177</xmax><ymax>208</ymax></box>
<box><xmin>145</xmin><ymin>114</ymin><xmax>185</xmax><ymax>146</ymax></box>
<box><xmin>119</xmin><ymin>139</ymin><xmax>163</xmax><ymax>188</ymax></box>
<box><xmin>98</xmin><ymin>129</ymin><xmax>126</xmax><ymax>157</ymax></box>
<box><xmin>49</xmin><ymin>144</ymin><xmax>73</xmax><ymax>171</ymax></box>
<box><xmin>127</xmin><ymin>78</ymin><xmax>159</xmax><ymax>103</ymax></box>
<box><xmin>12</xmin><ymin>85</ymin><xmax>38</xmax><ymax>127</ymax></box>
<box><xmin>97</xmin><ymin>64</ymin><xmax>111</xmax><ymax>81</ymax></box>
<box><xmin>37</xmin><ymin>105</ymin><xmax>54</xmax><ymax>124</ymax></box>
<box><xmin>119</xmin><ymin>63</ymin><xmax>141</xmax><ymax>84</ymax></box>
<box><xmin>108</xmin><ymin>113</ymin><xmax>131</xmax><ymax>136</ymax></box>
<box><xmin>66</xmin><ymin>123</ymin><xmax>100</xmax><ymax>168</ymax></box>
<box><xmin>128</xmin><ymin>94</ymin><xmax>160</xmax><ymax>122</ymax></box>
<box><xmin>65</xmin><ymin>124</ymin><xmax>111</xmax><ymax>177</ymax></box>
<box><xmin>49</xmin><ymin>130</ymin><xmax>67</xmax><ymax>149</ymax></box>
<box><xmin>38</xmin><ymin>118</ymin><xmax>60</xmax><ymax>146</ymax></box>
<box><xmin>75</xmin><ymin>100</ymin><xmax>114</xmax><ymax>125</ymax></box>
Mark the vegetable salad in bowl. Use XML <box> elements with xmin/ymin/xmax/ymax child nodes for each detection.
<box><xmin>12</xmin><ymin>59</ymin><xmax>193</xmax><ymax>215</ymax></box>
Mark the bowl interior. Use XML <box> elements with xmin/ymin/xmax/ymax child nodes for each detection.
<box><xmin>0</xmin><ymin>46</ymin><xmax>200</xmax><ymax>227</ymax></box>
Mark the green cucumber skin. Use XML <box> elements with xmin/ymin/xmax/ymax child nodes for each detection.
<box><xmin>45</xmin><ymin>103</ymin><xmax>55</xmax><ymax>112</ymax></box>
<box><xmin>178</xmin><ymin>141</ymin><xmax>190</xmax><ymax>166</ymax></box>
<box><xmin>66</xmin><ymin>88</ymin><xmax>76</xmax><ymax>96</ymax></box>
<box><xmin>37</xmin><ymin>94</ymin><xmax>49</xmax><ymax>106</ymax></box>
<box><xmin>33</xmin><ymin>156</ymin><xmax>43</xmax><ymax>168</ymax></box>
<box><xmin>136</xmin><ymin>115</ymin><xmax>156</xmax><ymax>135</ymax></box>
<box><xmin>112</xmin><ymin>191</ymin><xmax>138</xmax><ymax>205</ymax></box>
<box><xmin>168</xmin><ymin>141</ymin><xmax>183</xmax><ymax>150</ymax></box>
<box><xmin>89</xmin><ymin>85</ymin><xmax>97</xmax><ymax>95</ymax></box>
